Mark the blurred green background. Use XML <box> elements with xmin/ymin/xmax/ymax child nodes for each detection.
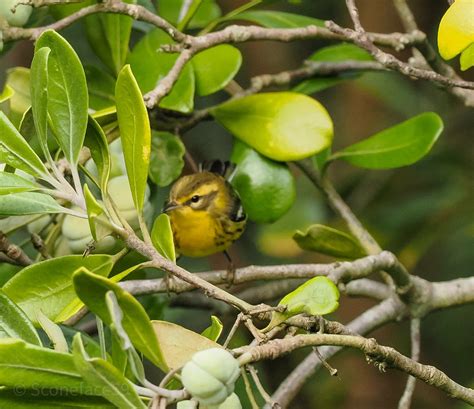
<box><xmin>1</xmin><ymin>1</ymin><xmax>473</xmax><ymax>408</ymax></box>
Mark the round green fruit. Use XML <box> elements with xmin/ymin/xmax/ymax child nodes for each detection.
<box><xmin>0</xmin><ymin>0</ymin><xmax>32</xmax><ymax>27</ymax></box>
<box><xmin>181</xmin><ymin>348</ymin><xmax>240</xmax><ymax>406</ymax></box>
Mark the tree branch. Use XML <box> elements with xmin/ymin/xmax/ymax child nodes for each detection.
<box><xmin>0</xmin><ymin>231</ymin><xmax>33</xmax><ymax>266</ymax></box>
<box><xmin>237</xmin><ymin>332</ymin><xmax>474</xmax><ymax>406</ymax></box>
<box><xmin>398</xmin><ymin>318</ymin><xmax>421</xmax><ymax>409</ymax></box>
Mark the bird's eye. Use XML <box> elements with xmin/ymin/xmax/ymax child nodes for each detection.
<box><xmin>191</xmin><ymin>195</ymin><xmax>200</xmax><ymax>203</ymax></box>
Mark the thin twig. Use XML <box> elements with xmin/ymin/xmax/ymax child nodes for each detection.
<box><xmin>0</xmin><ymin>231</ymin><xmax>33</xmax><ymax>266</ymax></box>
<box><xmin>398</xmin><ymin>318</ymin><xmax>421</xmax><ymax>409</ymax></box>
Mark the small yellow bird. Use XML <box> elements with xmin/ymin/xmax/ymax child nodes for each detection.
<box><xmin>163</xmin><ymin>161</ymin><xmax>246</xmax><ymax>259</ymax></box>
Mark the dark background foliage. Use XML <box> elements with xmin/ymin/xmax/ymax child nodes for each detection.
<box><xmin>1</xmin><ymin>1</ymin><xmax>472</xmax><ymax>408</ymax></box>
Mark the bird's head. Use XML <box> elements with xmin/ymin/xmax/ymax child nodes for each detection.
<box><xmin>163</xmin><ymin>172</ymin><xmax>228</xmax><ymax>217</ymax></box>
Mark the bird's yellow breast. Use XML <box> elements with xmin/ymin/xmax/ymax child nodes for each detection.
<box><xmin>169</xmin><ymin>207</ymin><xmax>241</xmax><ymax>257</ymax></box>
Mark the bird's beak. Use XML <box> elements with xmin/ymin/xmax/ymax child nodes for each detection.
<box><xmin>163</xmin><ymin>201</ymin><xmax>180</xmax><ymax>213</ymax></box>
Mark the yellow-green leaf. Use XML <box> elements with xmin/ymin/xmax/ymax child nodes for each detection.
<box><xmin>212</xmin><ymin>92</ymin><xmax>333</xmax><ymax>161</ymax></box>
<box><xmin>151</xmin><ymin>321</ymin><xmax>220</xmax><ymax>371</ymax></box>
<box><xmin>438</xmin><ymin>0</ymin><xmax>474</xmax><ymax>60</ymax></box>
<box><xmin>293</xmin><ymin>224</ymin><xmax>366</xmax><ymax>259</ymax></box>
<box><xmin>151</xmin><ymin>214</ymin><xmax>176</xmax><ymax>262</ymax></box>
<box><xmin>116</xmin><ymin>65</ymin><xmax>151</xmax><ymax>212</ymax></box>
<box><xmin>266</xmin><ymin>276</ymin><xmax>340</xmax><ymax>331</ymax></box>
<box><xmin>460</xmin><ymin>42</ymin><xmax>474</xmax><ymax>70</ymax></box>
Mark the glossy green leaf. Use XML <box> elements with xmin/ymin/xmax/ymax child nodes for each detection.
<box><xmin>158</xmin><ymin>0</ymin><xmax>221</xmax><ymax>29</ymax></box>
<box><xmin>0</xmin><ymin>289</ymin><xmax>42</xmax><ymax>346</ymax></box>
<box><xmin>293</xmin><ymin>224</ymin><xmax>366</xmax><ymax>259</ymax></box>
<box><xmin>84</xmin><ymin>116</ymin><xmax>111</xmax><ymax>193</ymax></box>
<box><xmin>35</xmin><ymin>30</ymin><xmax>88</xmax><ymax>165</ymax></box>
<box><xmin>73</xmin><ymin>268</ymin><xmax>165</xmax><ymax>369</ymax></box>
<box><xmin>460</xmin><ymin>42</ymin><xmax>474</xmax><ymax>71</ymax></box>
<box><xmin>0</xmin><ymin>111</ymin><xmax>49</xmax><ymax>178</ymax></box>
<box><xmin>128</xmin><ymin>29</ymin><xmax>195</xmax><ymax>113</ymax></box>
<box><xmin>201</xmin><ymin>315</ymin><xmax>223</xmax><ymax>342</ymax></box>
<box><xmin>231</xmin><ymin>10</ymin><xmax>324</xmax><ymax>28</ymax></box>
<box><xmin>3</xmin><ymin>255</ymin><xmax>115</xmax><ymax>324</ymax></box>
<box><xmin>36</xmin><ymin>310</ymin><xmax>68</xmax><ymax>353</ymax></box>
<box><xmin>212</xmin><ymin>92</ymin><xmax>333</xmax><ymax>161</ymax></box>
<box><xmin>0</xmin><ymin>171</ymin><xmax>38</xmax><ymax>195</ymax></box>
<box><xmin>0</xmin><ymin>338</ymin><xmax>91</xmax><ymax>393</ymax></box>
<box><xmin>105</xmin><ymin>291</ymin><xmax>146</xmax><ymax>382</ymax></box>
<box><xmin>116</xmin><ymin>65</ymin><xmax>151</xmax><ymax>212</ymax></box>
<box><xmin>293</xmin><ymin>43</ymin><xmax>373</xmax><ymax>94</ymax></box>
<box><xmin>85</xmin><ymin>65</ymin><xmax>116</xmax><ymax>110</ymax></box>
<box><xmin>266</xmin><ymin>276</ymin><xmax>340</xmax><ymax>330</ymax></box>
<box><xmin>231</xmin><ymin>141</ymin><xmax>296</xmax><ymax>223</ymax></box>
<box><xmin>0</xmin><ymin>192</ymin><xmax>68</xmax><ymax>216</ymax></box>
<box><xmin>73</xmin><ymin>334</ymin><xmax>147</xmax><ymax>409</ymax></box>
<box><xmin>0</xmin><ymin>390</ymin><xmax>114</xmax><ymax>409</ymax></box>
<box><xmin>30</xmin><ymin>46</ymin><xmax>51</xmax><ymax>159</ymax></box>
<box><xmin>150</xmin><ymin>214</ymin><xmax>176</xmax><ymax>262</ymax></box>
<box><xmin>152</xmin><ymin>320</ymin><xmax>220</xmax><ymax>371</ymax></box>
<box><xmin>85</xmin><ymin>1</ymin><xmax>134</xmax><ymax>76</ymax></box>
<box><xmin>192</xmin><ymin>45</ymin><xmax>242</xmax><ymax>96</ymax></box>
<box><xmin>149</xmin><ymin>131</ymin><xmax>185</xmax><ymax>187</ymax></box>
<box><xmin>84</xmin><ymin>184</ymin><xmax>104</xmax><ymax>241</ymax></box>
<box><xmin>330</xmin><ymin>112</ymin><xmax>443</xmax><ymax>169</ymax></box>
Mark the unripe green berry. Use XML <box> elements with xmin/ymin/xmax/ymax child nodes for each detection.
<box><xmin>203</xmin><ymin>393</ymin><xmax>242</xmax><ymax>409</ymax></box>
<box><xmin>181</xmin><ymin>348</ymin><xmax>240</xmax><ymax>407</ymax></box>
<box><xmin>0</xmin><ymin>0</ymin><xmax>32</xmax><ymax>27</ymax></box>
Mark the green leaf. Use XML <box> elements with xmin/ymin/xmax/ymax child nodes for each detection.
<box><xmin>0</xmin><ymin>390</ymin><xmax>114</xmax><ymax>409</ymax></box>
<box><xmin>0</xmin><ymin>171</ymin><xmax>38</xmax><ymax>195</ymax></box>
<box><xmin>30</xmin><ymin>46</ymin><xmax>51</xmax><ymax>159</ymax></box>
<box><xmin>151</xmin><ymin>320</ymin><xmax>220</xmax><ymax>371</ymax></box>
<box><xmin>85</xmin><ymin>65</ymin><xmax>116</xmax><ymax>111</ymax></box>
<box><xmin>201</xmin><ymin>315</ymin><xmax>223</xmax><ymax>342</ymax></box>
<box><xmin>128</xmin><ymin>29</ymin><xmax>195</xmax><ymax>113</ymax></box>
<box><xmin>231</xmin><ymin>140</ymin><xmax>296</xmax><ymax>223</ymax></box>
<box><xmin>73</xmin><ymin>268</ymin><xmax>165</xmax><ymax>370</ymax></box>
<box><xmin>72</xmin><ymin>334</ymin><xmax>147</xmax><ymax>409</ymax></box>
<box><xmin>36</xmin><ymin>310</ymin><xmax>68</xmax><ymax>353</ymax></box>
<box><xmin>158</xmin><ymin>0</ymin><xmax>221</xmax><ymax>29</ymax></box>
<box><xmin>0</xmin><ymin>338</ymin><xmax>91</xmax><ymax>393</ymax></box>
<box><xmin>116</xmin><ymin>65</ymin><xmax>151</xmax><ymax>212</ymax></box>
<box><xmin>330</xmin><ymin>112</ymin><xmax>443</xmax><ymax>169</ymax></box>
<box><xmin>0</xmin><ymin>192</ymin><xmax>68</xmax><ymax>216</ymax></box>
<box><xmin>84</xmin><ymin>184</ymin><xmax>105</xmax><ymax>241</ymax></box>
<box><xmin>149</xmin><ymin>131</ymin><xmax>185</xmax><ymax>187</ymax></box>
<box><xmin>460</xmin><ymin>42</ymin><xmax>474</xmax><ymax>71</ymax></box>
<box><xmin>105</xmin><ymin>291</ymin><xmax>146</xmax><ymax>382</ymax></box>
<box><xmin>293</xmin><ymin>43</ymin><xmax>373</xmax><ymax>94</ymax></box>
<box><xmin>0</xmin><ymin>289</ymin><xmax>42</xmax><ymax>346</ymax></box>
<box><xmin>0</xmin><ymin>84</ymin><xmax>14</xmax><ymax>103</ymax></box>
<box><xmin>0</xmin><ymin>111</ymin><xmax>49</xmax><ymax>178</ymax></box>
<box><xmin>230</xmin><ymin>10</ymin><xmax>324</xmax><ymax>28</ymax></box>
<box><xmin>35</xmin><ymin>30</ymin><xmax>88</xmax><ymax>165</ymax></box>
<box><xmin>266</xmin><ymin>276</ymin><xmax>340</xmax><ymax>330</ymax></box>
<box><xmin>84</xmin><ymin>116</ymin><xmax>111</xmax><ymax>193</ymax></box>
<box><xmin>293</xmin><ymin>224</ymin><xmax>366</xmax><ymax>259</ymax></box>
<box><xmin>84</xmin><ymin>0</ymin><xmax>135</xmax><ymax>76</ymax></box>
<box><xmin>3</xmin><ymin>255</ymin><xmax>115</xmax><ymax>324</ymax></box>
<box><xmin>212</xmin><ymin>92</ymin><xmax>333</xmax><ymax>161</ymax></box>
<box><xmin>150</xmin><ymin>214</ymin><xmax>176</xmax><ymax>261</ymax></box>
<box><xmin>192</xmin><ymin>45</ymin><xmax>242</xmax><ymax>96</ymax></box>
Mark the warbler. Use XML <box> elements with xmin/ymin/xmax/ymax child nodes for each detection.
<box><xmin>163</xmin><ymin>160</ymin><xmax>246</xmax><ymax>259</ymax></box>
